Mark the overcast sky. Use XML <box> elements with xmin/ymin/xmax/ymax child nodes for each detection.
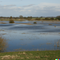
<box><xmin>0</xmin><ymin>0</ymin><xmax>60</xmax><ymax>17</ymax></box>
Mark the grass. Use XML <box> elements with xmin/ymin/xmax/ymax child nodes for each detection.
<box><xmin>0</xmin><ymin>50</ymin><xmax>60</xmax><ymax>60</ymax></box>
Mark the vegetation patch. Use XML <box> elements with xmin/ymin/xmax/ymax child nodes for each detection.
<box><xmin>54</xmin><ymin>26</ymin><xmax>56</xmax><ymax>27</ymax></box>
<box><xmin>0</xmin><ymin>22</ymin><xmax>7</xmax><ymax>24</ymax></box>
<box><xmin>9</xmin><ymin>19</ymin><xmax>14</xmax><ymax>23</ymax></box>
<box><xmin>49</xmin><ymin>24</ymin><xmax>52</xmax><ymax>25</ymax></box>
<box><xmin>22</xmin><ymin>33</ymin><xmax>26</xmax><ymax>34</ymax></box>
<box><xmin>0</xmin><ymin>30</ymin><xmax>4</xmax><ymax>31</ymax></box>
<box><xmin>9</xmin><ymin>16</ymin><xmax>14</xmax><ymax>23</ymax></box>
<box><xmin>33</xmin><ymin>22</ymin><xmax>37</xmax><ymax>24</ymax></box>
<box><xmin>0</xmin><ymin>55</ymin><xmax>20</xmax><ymax>60</ymax></box>
<box><xmin>35</xmin><ymin>17</ymin><xmax>41</xmax><ymax>20</ymax></box>
<box><xmin>56</xmin><ymin>16</ymin><xmax>60</xmax><ymax>20</ymax></box>
<box><xmin>0</xmin><ymin>37</ymin><xmax>7</xmax><ymax>52</ymax></box>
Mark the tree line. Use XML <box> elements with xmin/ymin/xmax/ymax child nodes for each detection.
<box><xmin>0</xmin><ymin>15</ymin><xmax>60</xmax><ymax>20</ymax></box>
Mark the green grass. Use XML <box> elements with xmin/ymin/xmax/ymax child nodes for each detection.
<box><xmin>0</xmin><ymin>50</ymin><xmax>60</xmax><ymax>60</ymax></box>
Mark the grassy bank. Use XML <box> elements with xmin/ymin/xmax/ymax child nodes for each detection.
<box><xmin>0</xmin><ymin>50</ymin><xmax>60</xmax><ymax>60</ymax></box>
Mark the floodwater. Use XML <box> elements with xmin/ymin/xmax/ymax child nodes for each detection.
<box><xmin>0</xmin><ymin>21</ymin><xmax>60</xmax><ymax>52</ymax></box>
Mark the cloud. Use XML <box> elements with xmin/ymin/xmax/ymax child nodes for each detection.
<box><xmin>3</xmin><ymin>5</ymin><xmax>16</xmax><ymax>7</ymax></box>
<box><xmin>23</xmin><ymin>4</ymin><xmax>35</xmax><ymax>7</ymax></box>
<box><xmin>0</xmin><ymin>1</ymin><xmax>2</xmax><ymax>2</ymax></box>
<box><xmin>0</xmin><ymin>3</ymin><xmax>60</xmax><ymax>17</ymax></box>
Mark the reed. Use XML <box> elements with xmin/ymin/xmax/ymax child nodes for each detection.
<box><xmin>0</xmin><ymin>37</ymin><xmax>7</xmax><ymax>52</ymax></box>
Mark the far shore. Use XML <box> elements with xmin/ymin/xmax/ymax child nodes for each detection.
<box><xmin>0</xmin><ymin>19</ymin><xmax>60</xmax><ymax>21</ymax></box>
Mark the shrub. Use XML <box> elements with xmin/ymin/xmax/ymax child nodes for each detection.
<box><xmin>56</xmin><ymin>16</ymin><xmax>60</xmax><ymax>20</ymax></box>
<box><xmin>33</xmin><ymin>22</ymin><xmax>37</xmax><ymax>24</ymax></box>
<box><xmin>9</xmin><ymin>19</ymin><xmax>14</xmax><ymax>23</ymax></box>
<box><xmin>35</xmin><ymin>17</ymin><xmax>41</xmax><ymax>20</ymax></box>
<box><xmin>44</xmin><ymin>17</ymin><xmax>50</xmax><ymax>20</ymax></box>
<box><xmin>0</xmin><ymin>37</ymin><xmax>7</xmax><ymax>52</ymax></box>
<box><xmin>9</xmin><ymin>16</ymin><xmax>14</xmax><ymax>23</ymax></box>
<box><xmin>23</xmin><ymin>17</ymin><xmax>27</xmax><ymax>19</ymax></box>
<box><xmin>50</xmin><ymin>17</ymin><xmax>54</xmax><ymax>20</ymax></box>
<box><xmin>19</xmin><ymin>15</ymin><xmax>23</xmax><ymax>19</ymax></box>
<box><xmin>27</xmin><ymin>16</ymin><xmax>32</xmax><ymax>20</ymax></box>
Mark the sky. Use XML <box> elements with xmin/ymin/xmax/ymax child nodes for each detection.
<box><xmin>0</xmin><ymin>0</ymin><xmax>60</xmax><ymax>17</ymax></box>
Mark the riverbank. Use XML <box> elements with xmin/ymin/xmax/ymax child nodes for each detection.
<box><xmin>0</xmin><ymin>50</ymin><xmax>60</xmax><ymax>60</ymax></box>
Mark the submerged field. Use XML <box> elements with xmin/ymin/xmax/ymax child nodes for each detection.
<box><xmin>0</xmin><ymin>21</ymin><xmax>60</xmax><ymax>52</ymax></box>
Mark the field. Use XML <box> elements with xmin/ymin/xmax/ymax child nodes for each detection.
<box><xmin>0</xmin><ymin>50</ymin><xmax>60</xmax><ymax>60</ymax></box>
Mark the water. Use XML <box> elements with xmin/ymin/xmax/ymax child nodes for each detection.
<box><xmin>0</xmin><ymin>21</ymin><xmax>60</xmax><ymax>52</ymax></box>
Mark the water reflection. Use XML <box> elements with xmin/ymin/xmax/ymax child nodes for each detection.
<box><xmin>0</xmin><ymin>21</ymin><xmax>60</xmax><ymax>52</ymax></box>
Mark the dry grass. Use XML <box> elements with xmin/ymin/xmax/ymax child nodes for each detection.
<box><xmin>20</xmin><ymin>57</ymin><xmax>24</xmax><ymax>59</ymax></box>
<box><xmin>15</xmin><ymin>23</ymin><xmax>32</xmax><ymax>25</ymax></box>
<box><xmin>49</xmin><ymin>24</ymin><xmax>52</xmax><ymax>25</ymax></box>
<box><xmin>59</xmin><ymin>33</ymin><xmax>60</xmax><ymax>34</ymax></box>
<box><xmin>22</xmin><ymin>52</ymin><xmax>26</xmax><ymax>55</ymax></box>
<box><xmin>54</xmin><ymin>26</ymin><xmax>56</xmax><ymax>27</ymax></box>
<box><xmin>0</xmin><ymin>30</ymin><xmax>4</xmax><ymax>31</ymax></box>
<box><xmin>1</xmin><ymin>55</ymin><xmax>20</xmax><ymax>59</ymax></box>
<box><xmin>25</xmin><ymin>57</ymin><xmax>29</xmax><ymax>59</ymax></box>
<box><xmin>22</xmin><ymin>33</ymin><xmax>26</xmax><ymax>34</ymax></box>
<box><xmin>1</xmin><ymin>33</ymin><xmax>6</xmax><ymax>35</ymax></box>
<box><xmin>0</xmin><ymin>22</ymin><xmax>7</xmax><ymax>24</ymax></box>
<box><xmin>0</xmin><ymin>37</ymin><xmax>7</xmax><ymax>52</ymax></box>
<box><xmin>35</xmin><ymin>56</ymin><xmax>40</xmax><ymax>59</ymax></box>
<box><xmin>44</xmin><ymin>55</ymin><xmax>49</xmax><ymax>58</ymax></box>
